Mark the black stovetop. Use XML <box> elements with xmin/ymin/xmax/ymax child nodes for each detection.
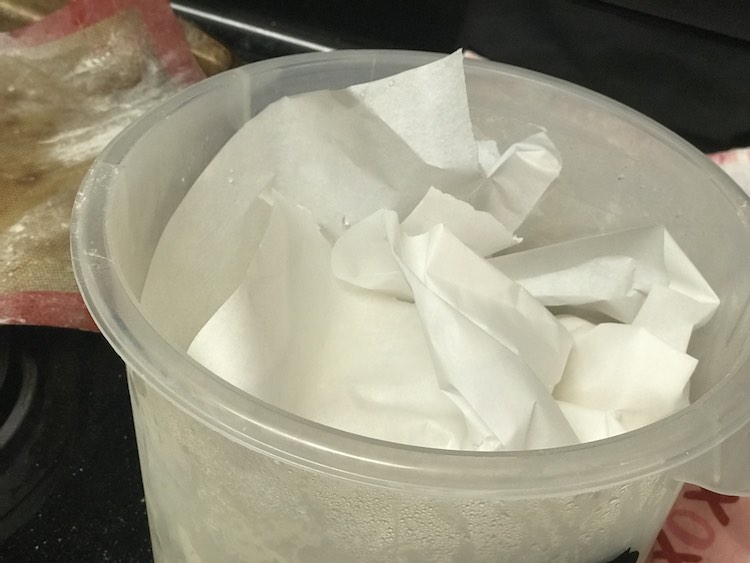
<box><xmin>0</xmin><ymin>327</ymin><xmax>150</xmax><ymax>562</ymax></box>
<box><xmin>1</xmin><ymin>3</ymin><xmax>748</xmax><ymax>562</ymax></box>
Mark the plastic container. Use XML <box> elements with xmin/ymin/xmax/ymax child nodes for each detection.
<box><xmin>71</xmin><ymin>51</ymin><xmax>750</xmax><ymax>563</ymax></box>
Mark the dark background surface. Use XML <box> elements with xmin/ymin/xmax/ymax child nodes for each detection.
<box><xmin>175</xmin><ymin>0</ymin><xmax>750</xmax><ymax>151</ymax></box>
<box><xmin>1</xmin><ymin>1</ymin><xmax>749</xmax><ymax>561</ymax></box>
<box><xmin>0</xmin><ymin>327</ymin><xmax>150</xmax><ymax>562</ymax></box>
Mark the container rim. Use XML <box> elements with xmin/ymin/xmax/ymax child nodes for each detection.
<box><xmin>71</xmin><ymin>49</ymin><xmax>750</xmax><ymax>498</ymax></box>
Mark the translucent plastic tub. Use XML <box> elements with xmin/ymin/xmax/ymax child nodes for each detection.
<box><xmin>71</xmin><ymin>51</ymin><xmax>750</xmax><ymax>563</ymax></box>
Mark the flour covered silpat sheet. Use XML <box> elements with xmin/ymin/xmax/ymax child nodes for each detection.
<box><xmin>141</xmin><ymin>51</ymin><xmax>719</xmax><ymax>451</ymax></box>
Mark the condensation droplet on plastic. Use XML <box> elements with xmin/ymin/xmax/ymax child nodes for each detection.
<box><xmin>387</xmin><ymin>79</ymin><xmax>395</xmax><ymax>87</ymax></box>
<box><xmin>228</xmin><ymin>177</ymin><xmax>235</xmax><ymax>184</ymax></box>
<box><xmin>341</xmin><ymin>215</ymin><xmax>351</xmax><ymax>228</ymax></box>
<box><xmin>617</xmin><ymin>174</ymin><xmax>625</xmax><ymax>181</ymax></box>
